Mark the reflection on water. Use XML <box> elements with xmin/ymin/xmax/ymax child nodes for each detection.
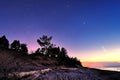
<box><xmin>98</xmin><ymin>67</ymin><xmax>120</xmax><ymax>71</ymax></box>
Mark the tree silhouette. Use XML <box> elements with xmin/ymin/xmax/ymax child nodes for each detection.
<box><xmin>11</xmin><ymin>40</ymin><xmax>20</xmax><ymax>51</ymax></box>
<box><xmin>59</xmin><ymin>47</ymin><xmax>68</xmax><ymax>58</ymax></box>
<box><xmin>0</xmin><ymin>35</ymin><xmax>9</xmax><ymax>49</ymax></box>
<box><xmin>37</xmin><ymin>35</ymin><xmax>53</xmax><ymax>55</ymax></box>
<box><xmin>20</xmin><ymin>44</ymin><xmax>28</xmax><ymax>54</ymax></box>
<box><xmin>52</xmin><ymin>47</ymin><xmax>59</xmax><ymax>57</ymax></box>
<box><xmin>35</xmin><ymin>48</ymin><xmax>40</xmax><ymax>54</ymax></box>
<box><xmin>68</xmin><ymin>57</ymin><xmax>83</xmax><ymax>67</ymax></box>
<box><xmin>36</xmin><ymin>35</ymin><xmax>82</xmax><ymax>67</ymax></box>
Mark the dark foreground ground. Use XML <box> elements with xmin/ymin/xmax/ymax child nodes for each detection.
<box><xmin>1</xmin><ymin>67</ymin><xmax>120</xmax><ymax>80</ymax></box>
<box><xmin>91</xmin><ymin>67</ymin><xmax>120</xmax><ymax>80</ymax></box>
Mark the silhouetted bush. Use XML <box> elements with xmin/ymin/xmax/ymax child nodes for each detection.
<box><xmin>11</xmin><ymin>40</ymin><xmax>20</xmax><ymax>51</ymax></box>
<box><xmin>47</xmin><ymin>47</ymin><xmax>60</xmax><ymax>57</ymax></box>
<box><xmin>35</xmin><ymin>48</ymin><xmax>40</xmax><ymax>54</ymax></box>
<box><xmin>0</xmin><ymin>35</ymin><xmax>9</xmax><ymax>49</ymax></box>
<box><xmin>58</xmin><ymin>47</ymin><xmax>68</xmax><ymax>58</ymax></box>
<box><xmin>20</xmin><ymin>44</ymin><xmax>28</xmax><ymax>54</ymax></box>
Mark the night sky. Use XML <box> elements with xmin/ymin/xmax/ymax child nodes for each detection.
<box><xmin>0</xmin><ymin>0</ymin><xmax>120</xmax><ymax>63</ymax></box>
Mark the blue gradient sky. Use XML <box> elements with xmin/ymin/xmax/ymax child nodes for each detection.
<box><xmin>0</xmin><ymin>0</ymin><xmax>120</xmax><ymax>63</ymax></box>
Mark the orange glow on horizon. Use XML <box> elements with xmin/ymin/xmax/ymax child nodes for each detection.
<box><xmin>82</xmin><ymin>62</ymin><xmax>105</xmax><ymax>68</ymax></box>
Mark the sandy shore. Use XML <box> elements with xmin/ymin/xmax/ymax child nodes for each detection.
<box><xmin>5</xmin><ymin>67</ymin><xmax>120</xmax><ymax>80</ymax></box>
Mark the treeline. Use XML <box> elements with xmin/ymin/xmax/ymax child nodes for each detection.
<box><xmin>0</xmin><ymin>35</ymin><xmax>28</xmax><ymax>54</ymax></box>
<box><xmin>0</xmin><ymin>35</ymin><xmax>82</xmax><ymax>67</ymax></box>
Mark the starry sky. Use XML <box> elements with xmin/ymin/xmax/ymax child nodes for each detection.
<box><xmin>0</xmin><ymin>0</ymin><xmax>120</xmax><ymax>64</ymax></box>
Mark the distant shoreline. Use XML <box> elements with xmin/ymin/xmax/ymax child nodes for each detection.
<box><xmin>94</xmin><ymin>66</ymin><xmax>120</xmax><ymax>72</ymax></box>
